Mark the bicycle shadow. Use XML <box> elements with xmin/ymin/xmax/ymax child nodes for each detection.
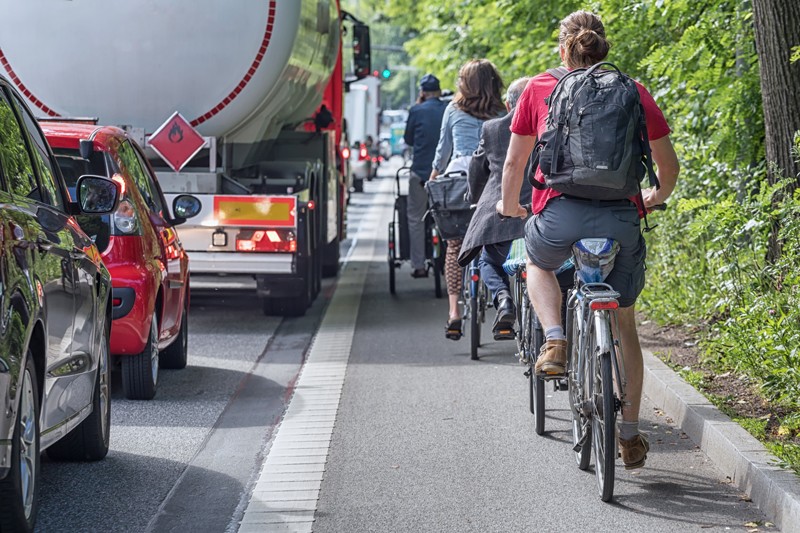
<box><xmin>605</xmin><ymin>466</ymin><xmax>762</xmax><ymax>528</ymax></box>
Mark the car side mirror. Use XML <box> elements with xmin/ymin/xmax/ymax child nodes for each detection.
<box><xmin>76</xmin><ymin>175</ymin><xmax>119</xmax><ymax>214</ymax></box>
<box><xmin>171</xmin><ymin>194</ymin><xmax>202</xmax><ymax>225</ymax></box>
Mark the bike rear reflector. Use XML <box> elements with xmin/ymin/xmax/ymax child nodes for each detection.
<box><xmin>590</xmin><ymin>300</ymin><xmax>619</xmax><ymax>311</ymax></box>
<box><xmin>471</xmin><ymin>274</ymin><xmax>480</xmax><ymax>282</ymax></box>
<box><xmin>359</xmin><ymin>145</ymin><xmax>368</xmax><ymax>159</ymax></box>
<box><xmin>236</xmin><ymin>229</ymin><xmax>296</xmax><ymax>252</ymax></box>
<box><xmin>432</xmin><ymin>235</ymin><xmax>440</xmax><ymax>245</ymax></box>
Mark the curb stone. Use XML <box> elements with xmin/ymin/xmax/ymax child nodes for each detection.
<box><xmin>642</xmin><ymin>349</ymin><xmax>800</xmax><ymax>533</ymax></box>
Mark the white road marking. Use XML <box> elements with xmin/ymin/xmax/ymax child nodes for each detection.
<box><xmin>238</xmin><ymin>179</ymin><xmax>392</xmax><ymax>532</ymax></box>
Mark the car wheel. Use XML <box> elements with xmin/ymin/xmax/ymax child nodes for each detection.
<box><xmin>121</xmin><ymin>311</ymin><xmax>159</xmax><ymax>400</ymax></box>
<box><xmin>47</xmin><ymin>319</ymin><xmax>111</xmax><ymax>461</ymax></box>
<box><xmin>160</xmin><ymin>296</ymin><xmax>189</xmax><ymax>370</ymax></box>
<box><xmin>0</xmin><ymin>354</ymin><xmax>40</xmax><ymax>533</ymax></box>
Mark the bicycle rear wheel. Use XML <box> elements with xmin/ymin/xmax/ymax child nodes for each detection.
<box><xmin>388</xmin><ymin>222</ymin><xmax>396</xmax><ymax>294</ymax></box>
<box><xmin>470</xmin><ymin>293</ymin><xmax>479</xmax><ymax>360</ymax></box>
<box><xmin>568</xmin><ymin>304</ymin><xmax>591</xmax><ymax>470</ymax></box>
<box><xmin>530</xmin><ymin>310</ymin><xmax>545</xmax><ymax>435</ymax></box>
<box><xmin>593</xmin><ymin>334</ymin><xmax>617</xmax><ymax>502</ymax></box>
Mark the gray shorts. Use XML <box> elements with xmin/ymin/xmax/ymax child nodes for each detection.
<box><xmin>524</xmin><ymin>196</ymin><xmax>646</xmax><ymax>307</ymax></box>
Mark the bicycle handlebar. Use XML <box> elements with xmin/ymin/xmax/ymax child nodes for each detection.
<box><xmin>497</xmin><ymin>204</ymin><xmax>532</xmax><ymax>220</ymax></box>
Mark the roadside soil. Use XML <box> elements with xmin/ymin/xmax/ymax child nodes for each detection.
<box><xmin>636</xmin><ymin>315</ymin><xmax>800</xmax><ymax>466</ymax></box>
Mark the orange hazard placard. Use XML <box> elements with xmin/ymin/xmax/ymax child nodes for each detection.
<box><xmin>213</xmin><ymin>196</ymin><xmax>296</xmax><ymax>227</ymax></box>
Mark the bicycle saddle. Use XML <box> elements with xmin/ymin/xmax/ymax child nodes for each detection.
<box><xmin>572</xmin><ymin>238</ymin><xmax>620</xmax><ymax>284</ymax></box>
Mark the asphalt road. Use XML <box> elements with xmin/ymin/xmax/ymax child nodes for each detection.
<box><xmin>35</xmin><ymin>282</ymin><xmax>330</xmax><ymax>532</ymax></box>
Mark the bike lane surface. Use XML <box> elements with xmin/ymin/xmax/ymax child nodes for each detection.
<box><xmin>246</xmin><ymin>173</ymin><xmax>777</xmax><ymax>532</ymax></box>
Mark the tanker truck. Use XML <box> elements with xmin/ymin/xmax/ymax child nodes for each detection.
<box><xmin>0</xmin><ymin>0</ymin><xmax>371</xmax><ymax>316</ymax></box>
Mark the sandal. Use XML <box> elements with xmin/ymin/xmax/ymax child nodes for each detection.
<box><xmin>445</xmin><ymin>319</ymin><xmax>463</xmax><ymax>341</ymax></box>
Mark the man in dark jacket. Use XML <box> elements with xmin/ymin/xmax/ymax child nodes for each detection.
<box><xmin>404</xmin><ymin>74</ymin><xmax>447</xmax><ymax>278</ymax></box>
<box><xmin>458</xmin><ymin>77</ymin><xmax>532</xmax><ymax>339</ymax></box>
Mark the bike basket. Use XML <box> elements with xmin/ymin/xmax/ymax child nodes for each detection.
<box><xmin>572</xmin><ymin>238</ymin><xmax>619</xmax><ymax>284</ymax></box>
<box><xmin>425</xmin><ymin>175</ymin><xmax>472</xmax><ymax>240</ymax></box>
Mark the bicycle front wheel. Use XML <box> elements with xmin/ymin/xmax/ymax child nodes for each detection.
<box><xmin>593</xmin><ymin>346</ymin><xmax>617</xmax><ymax>502</ymax></box>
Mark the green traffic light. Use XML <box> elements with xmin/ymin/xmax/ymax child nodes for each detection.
<box><xmin>381</xmin><ymin>68</ymin><xmax>391</xmax><ymax>79</ymax></box>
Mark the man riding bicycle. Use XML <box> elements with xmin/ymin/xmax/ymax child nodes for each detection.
<box><xmin>497</xmin><ymin>10</ymin><xmax>680</xmax><ymax>469</ymax></box>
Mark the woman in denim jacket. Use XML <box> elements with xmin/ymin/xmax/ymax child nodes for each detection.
<box><xmin>430</xmin><ymin>59</ymin><xmax>505</xmax><ymax>340</ymax></box>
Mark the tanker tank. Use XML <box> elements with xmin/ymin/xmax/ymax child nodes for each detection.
<box><xmin>0</xmin><ymin>0</ymin><xmax>339</xmax><ymax>167</ymax></box>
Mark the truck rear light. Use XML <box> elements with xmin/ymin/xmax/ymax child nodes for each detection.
<box><xmin>342</xmin><ymin>147</ymin><xmax>350</xmax><ymax>160</ymax></box>
<box><xmin>359</xmin><ymin>144</ymin><xmax>368</xmax><ymax>160</ymax></box>
<box><xmin>113</xmin><ymin>199</ymin><xmax>140</xmax><ymax>235</ymax></box>
<box><xmin>236</xmin><ymin>229</ymin><xmax>296</xmax><ymax>253</ymax></box>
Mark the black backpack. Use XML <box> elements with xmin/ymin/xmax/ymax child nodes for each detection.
<box><xmin>531</xmin><ymin>62</ymin><xmax>660</xmax><ymax>200</ymax></box>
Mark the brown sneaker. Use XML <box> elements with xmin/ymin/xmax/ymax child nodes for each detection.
<box><xmin>534</xmin><ymin>339</ymin><xmax>567</xmax><ymax>375</ymax></box>
<box><xmin>619</xmin><ymin>434</ymin><xmax>650</xmax><ymax>470</ymax></box>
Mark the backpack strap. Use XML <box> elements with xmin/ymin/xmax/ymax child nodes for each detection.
<box><xmin>546</xmin><ymin>67</ymin><xmax>569</xmax><ymax>80</ymax></box>
<box><xmin>638</xmin><ymin>103</ymin><xmax>661</xmax><ymax>190</ymax></box>
<box><xmin>528</xmin><ymin>141</ymin><xmax>548</xmax><ymax>189</ymax></box>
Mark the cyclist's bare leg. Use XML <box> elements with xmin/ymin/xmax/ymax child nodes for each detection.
<box><xmin>613</xmin><ymin>306</ymin><xmax>643</xmax><ymax>424</ymax></box>
<box><xmin>526</xmin><ymin>262</ymin><xmax>562</xmax><ymax>329</ymax></box>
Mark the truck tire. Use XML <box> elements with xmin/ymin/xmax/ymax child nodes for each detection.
<box><xmin>323</xmin><ymin>237</ymin><xmax>340</xmax><ymax>277</ymax></box>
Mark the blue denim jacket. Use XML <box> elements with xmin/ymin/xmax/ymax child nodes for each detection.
<box><xmin>432</xmin><ymin>102</ymin><xmax>496</xmax><ymax>173</ymax></box>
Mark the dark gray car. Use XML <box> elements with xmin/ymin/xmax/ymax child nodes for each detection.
<box><xmin>0</xmin><ymin>74</ymin><xmax>119</xmax><ymax>532</ymax></box>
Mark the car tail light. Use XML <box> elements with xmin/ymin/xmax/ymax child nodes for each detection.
<box><xmin>236</xmin><ymin>229</ymin><xmax>296</xmax><ymax>253</ymax></box>
<box><xmin>113</xmin><ymin>199</ymin><xmax>140</xmax><ymax>235</ymax></box>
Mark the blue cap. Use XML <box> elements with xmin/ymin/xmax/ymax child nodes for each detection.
<box><xmin>419</xmin><ymin>74</ymin><xmax>440</xmax><ymax>92</ymax></box>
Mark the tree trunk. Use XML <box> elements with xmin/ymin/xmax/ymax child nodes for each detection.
<box><xmin>752</xmin><ymin>0</ymin><xmax>800</xmax><ymax>261</ymax></box>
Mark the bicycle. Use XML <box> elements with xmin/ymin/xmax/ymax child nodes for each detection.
<box><xmin>460</xmin><ymin>254</ymin><xmax>490</xmax><ymax>360</ymax></box>
<box><xmin>504</xmin><ymin>238</ymin><xmax>570</xmax><ymax>436</ymax></box>
<box><xmin>388</xmin><ymin>166</ymin><xmax>444</xmax><ymax>297</ymax></box>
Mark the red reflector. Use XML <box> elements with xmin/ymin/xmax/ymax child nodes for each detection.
<box><xmin>432</xmin><ymin>235</ymin><xmax>440</xmax><ymax>245</ymax></box>
<box><xmin>471</xmin><ymin>274</ymin><xmax>480</xmax><ymax>282</ymax></box>
<box><xmin>590</xmin><ymin>300</ymin><xmax>619</xmax><ymax>310</ymax></box>
<box><xmin>521</xmin><ymin>270</ymin><xmax>527</xmax><ymax>280</ymax></box>
<box><xmin>112</xmin><ymin>298</ymin><xmax>122</xmax><ymax>306</ymax></box>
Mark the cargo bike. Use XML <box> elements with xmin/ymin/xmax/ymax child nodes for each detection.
<box><xmin>388</xmin><ymin>166</ymin><xmax>445</xmax><ymax>297</ymax></box>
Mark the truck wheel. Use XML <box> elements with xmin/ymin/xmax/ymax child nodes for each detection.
<box><xmin>160</xmin><ymin>296</ymin><xmax>189</xmax><ymax>370</ymax></box>
<box><xmin>323</xmin><ymin>238</ymin><xmax>340</xmax><ymax>277</ymax></box>
<box><xmin>121</xmin><ymin>311</ymin><xmax>159</xmax><ymax>400</ymax></box>
<box><xmin>0</xmin><ymin>354</ymin><xmax>40</xmax><ymax>533</ymax></box>
<box><xmin>47</xmin><ymin>318</ymin><xmax>111</xmax><ymax>461</ymax></box>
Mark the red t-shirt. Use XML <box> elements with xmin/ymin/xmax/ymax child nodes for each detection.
<box><xmin>510</xmin><ymin>71</ymin><xmax>672</xmax><ymax>215</ymax></box>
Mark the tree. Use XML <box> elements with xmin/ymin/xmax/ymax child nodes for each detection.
<box><xmin>752</xmin><ymin>0</ymin><xmax>800</xmax><ymax>185</ymax></box>
<box><xmin>752</xmin><ymin>0</ymin><xmax>800</xmax><ymax>261</ymax></box>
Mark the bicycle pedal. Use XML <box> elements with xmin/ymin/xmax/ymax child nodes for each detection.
<box><xmin>492</xmin><ymin>328</ymin><xmax>515</xmax><ymax>341</ymax></box>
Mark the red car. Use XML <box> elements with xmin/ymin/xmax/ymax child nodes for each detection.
<box><xmin>42</xmin><ymin>123</ymin><xmax>201</xmax><ymax>400</ymax></box>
